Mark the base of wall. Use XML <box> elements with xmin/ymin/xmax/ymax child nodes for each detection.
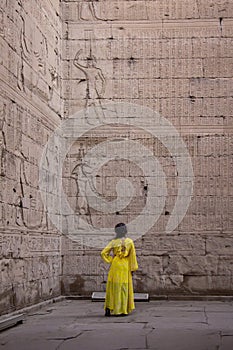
<box><xmin>0</xmin><ymin>314</ymin><xmax>24</xmax><ymax>332</ymax></box>
<box><xmin>149</xmin><ymin>295</ymin><xmax>233</xmax><ymax>301</ymax></box>
<box><xmin>65</xmin><ymin>294</ymin><xmax>233</xmax><ymax>302</ymax></box>
<box><xmin>1</xmin><ymin>294</ymin><xmax>233</xmax><ymax>321</ymax></box>
<box><xmin>0</xmin><ymin>296</ymin><xmax>66</xmax><ymax>318</ymax></box>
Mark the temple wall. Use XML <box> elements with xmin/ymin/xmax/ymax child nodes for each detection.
<box><xmin>0</xmin><ymin>0</ymin><xmax>62</xmax><ymax>315</ymax></box>
<box><xmin>0</xmin><ymin>1</ymin><xmax>232</xmax><ymax>315</ymax></box>
<box><xmin>60</xmin><ymin>0</ymin><xmax>233</xmax><ymax>296</ymax></box>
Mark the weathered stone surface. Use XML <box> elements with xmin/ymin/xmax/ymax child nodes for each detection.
<box><xmin>0</xmin><ymin>0</ymin><xmax>62</xmax><ymax>315</ymax></box>
<box><xmin>141</xmin><ymin>234</ymin><xmax>206</xmax><ymax>256</ymax></box>
<box><xmin>182</xmin><ymin>275</ymin><xmax>233</xmax><ymax>293</ymax></box>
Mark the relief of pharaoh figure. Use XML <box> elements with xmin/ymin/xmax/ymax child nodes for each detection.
<box><xmin>73</xmin><ymin>49</ymin><xmax>106</xmax><ymax>123</ymax></box>
<box><xmin>16</xmin><ymin>0</ymin><xmax>31</xmax><ymax>91</ymax></box>
<box><xmin>71</xmin><ymin>144</ymin><xmax>99</xmax><ymax>227</ymax></box>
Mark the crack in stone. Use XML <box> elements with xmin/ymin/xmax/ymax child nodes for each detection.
<box><xmin>219</xmin><ymin>17</ymin><xmax>223</xmax><ymax>35</ymax></box>
<box><xmin>220</xmin><ymin>331</ymin><xmax>233</xmax><ymax>338</ymax></box>
<box><xmin>203</xmin><ymin>306</ymin><xmax>209</xmax><ymax>325</ymax></box>
<box><xmin>53</xmin><ymin>331</ymin><xmax>84</xmax><ymax>350</ymax></box>
<box><xmin>145</xmin><ymin>327</ymin><xmax>154</xmax><ymax>349</ymax></box>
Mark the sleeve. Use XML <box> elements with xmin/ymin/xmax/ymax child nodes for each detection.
<box><xmin>101</xmin><ymin>241</ymin><xmax>113</xmax><ymax>264</ymax></box>
<box><xmin>128</xmin><ymin>240</ymin><xmax>138</xmax><ymax>272</ymax></box>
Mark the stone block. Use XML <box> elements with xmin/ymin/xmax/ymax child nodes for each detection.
<box><xmin>160</xmin><ymin>97</ymin><xmax>202</xmax><ymax>118</ymax></box>
<box><xmin>139</xmin><ymin>255</ymin><xmax>163</xmax><ymax>275</ymax></box>
<box><xmin>190</xmin><ymin>78</ymin><xmax>233</xmax><ymax>98</ymax></box>
<box><xmin>202</xmin><ymin>97</ymin><xmax>232</xmax><ymax>117</ymax></box>
<box><xmin>203</xmin><ymin>58</ymin><xmax>233</xmax><ymax>78</ymax></box>
<box><xmin>63</xmin><ymin>255</ymin><xmax>102</xmax><ymax>275</ymax></box>
<box><xmin>141</xmin><ymin>234</ymin><xmax>206</xmax><ymax>256</ymax></box>
<box><xmin>206</xmin><ymin>235</ymin><xmax>233</xmax><ymax>255</ymax></box>
<box><xmin>193</xmin><ymin>156</ymin><xmax>222</xmax><ymax>178</ymax></box>
<box><xmin>160</xmin><ymin>59</ymin><xmax>203</xmax><ymax>78</ymax></box>
<box><xmin>217</xmin><ymin>256</ymin><xmax>233</xmax><ymax>275</ymax></box>
<box><xmin>192</xmin><ymin>38</ymin><xmax>233</xmax><ymax>58</ymax></box>
<box><xmin>113</xmin><ymin>59</ymin><xmax>160</xmax><ymax>79</ymax></box>
<box><xmin>113</xmin><ymin>79</ymin><xmax>139</xmax><ymax>99</ymax></box>
<box><xmin>148</xmin><ymin>0</ymin><xmax>199</xmax><ymax>20</ymax></box>
<box><xmin>0</xmin><ymin>283</ymin><xmax>14</xmax><ymax>315</ymax></box>
<box><xmin>183</xmin><ymin>275</ymin><xmax>233</xmax><ymax>293</ymax></box>
<box><xmin>180</xmin><ymin>213</ymin><xmax>223</xmax><ymax>231</ymax></box>
<box><xmin>0</xmin><ymin>36</ymin><xmax>9</xmax><ymax>67</ymax></box>
<box><xmin>67</xmin><ymin>23</ymin><xmax>111</xmax><ymax>40</ymax></box>
<box><xmin>162</xmin><ymin>19</ymin><xmax>220</xmax><ymax>39</ymax></box>
<box><xmin>222</xmin><ymin>18</ymin><xmax>233</xmax><ymax>37</ymax></box>
<box><xmin>187</xmin><ymin>196</ymin><xmax>220</xmax><ymax>216</ymax></box>
<box><xmin>197</xmin><ymin>0</ymin><xmax>233</xmax><ymax>18</ymax></box>
<box><xmin>197</xmin><ymin>135</ymin><xmax>231</xmax><ymax>156</ymax></box>
<box><xmin>138</xmin><ymin>78</ymin><xmax>190</xmax><ymax>98</ymax></box>
<box><xmin>109</xmin><ymin>38</ymin><xmax>192</xmax><ymax>60</ymax></box>
<box><xmin>165</xmin><ymin>255</ymin><xmax>219</xmax><ymax>276</ymax></box>
<box><xmin>112</xmin><ymin>22</ymin><xmax>163</xmax><ymax>40</ymax></box>
<box><xmin>0</xmin><ymin>234</ymin><xmax>21</xmax><ymax>259</ymax></box>
<box><xmin>1</xmin><ymin>203</ymin><xmax>17</xmax><ymax>228</ymax></box>
<box><xmin>222</xmin><ymin>214</ymin><xmax>233</xmax><ymax>230</ymax></box>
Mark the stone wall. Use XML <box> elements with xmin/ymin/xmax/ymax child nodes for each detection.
<box><xmin>0</xmin><ymin>0</ymin><xmax>62</xmax><ymax>315</ymax></box>
<box><xmin>61</xmin><ymin>0</ymin><xmax>233</xmax><ymax>296</ymax></box>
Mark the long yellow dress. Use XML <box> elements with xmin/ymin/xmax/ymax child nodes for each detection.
<box><xmin>101</xmin><ymin>237</ymin><xmax>138</xmax><ymax>315</ymax></box>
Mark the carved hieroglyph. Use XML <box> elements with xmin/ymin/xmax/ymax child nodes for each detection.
<box><xmin>78</xmin><ymin>0</ymin><xmax>103</xmax><ymax>21</ymax></box>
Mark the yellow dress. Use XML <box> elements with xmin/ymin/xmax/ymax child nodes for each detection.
<box><xmin>101</xmin><ymin>237</ymin><xmax>138</xmax><ymax>315</ymax></box>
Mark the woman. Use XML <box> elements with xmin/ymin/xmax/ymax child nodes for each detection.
<box><xmin>101</xmin><ymin>223</ymin><xmax>138</xmax><ymax>316</ymax></box>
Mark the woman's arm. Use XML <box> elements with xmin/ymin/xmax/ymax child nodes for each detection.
<box><xmin>101</xmin><ymin>241</ymin><xmax>113</xmax><ymax>264</ymax></box>
<box><xmin>129</xmin><ymin>240</ymin><xmax>138</xmax><ymax>272</ymax></box>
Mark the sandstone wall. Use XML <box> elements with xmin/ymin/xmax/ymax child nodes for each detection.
<box><xmin>0</xmin><ymin>0</ymin><xmax>62</xmax><ymax>315</ymax></box>
<box><xmin>61</xmin><ymin>0</ymin><xmax>233</xmax><ymax>296</ymax></box>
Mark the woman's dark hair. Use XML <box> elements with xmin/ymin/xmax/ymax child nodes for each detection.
<box><xmin>115</xmin><ymin>223</ymin><xmax>127</xmax><ymax>238</ymax></box>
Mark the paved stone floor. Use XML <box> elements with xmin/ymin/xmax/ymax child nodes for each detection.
<box><xmin>0</xmin><ymin>300</ymin><xmax>233</xmax><ymax>350</ymax></box>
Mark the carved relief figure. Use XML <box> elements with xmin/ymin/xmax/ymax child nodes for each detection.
<box><xmin>0</xmin><ymin>9</ymin><xmax>4</xmax><ymax>37</ymax></box>
<box><xmin>33</xmin><ymin>36</ymin><xmax>50</xmax><ymax>101</ymax></box>
<box><xmin>78</xmin><ymin>0</ymin><xmax>102</xmax><ymax>21</ymax></box>
<box><xmin>71</xmin><ymin>144</ymin><xmax>99</xmax><ymax>227</ymax></box>
<box><xmin>73</xmin><ymin>49</ymin><xmax>106</xmax><ymax>123</ymax></box>
<box><xmin>16</xmin><ymin>1</ymin><xmax>50</xmax><ymax>101</ymax></box>
<box><xmin>49</xmin><ymin>66</ymin><xmax>59</xmax><ymax>100</ymax></box>
<box><xmin>0</xmin><ymin>103</ymin><xmax>6</xmax><ymax>176</ymax></box>
<box><xmin>48</xmin><ymin>38</ymin><xmax>60</xmax><ymax>113</ymax></box>
<box><xmin>16</xmin><ymin>1</ymin><xmax>30</xmax><ymax>91</ymax></box>
<box><xmin>15</xmin><ymin>153</ymin><xmax>46</xmax><ymax>229</ymax></box>
<box><xmin>12</xmin><ymin>105</ymin><xmax>45</xmax><ymax>229</ymax></box>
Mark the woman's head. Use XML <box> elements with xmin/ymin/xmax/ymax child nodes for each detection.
<box><xmin>115</xmin><ymin>223</ymin><xmax>127</xmax><ymax>238</ymax></box>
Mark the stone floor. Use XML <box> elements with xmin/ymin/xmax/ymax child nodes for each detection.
<box><xmin>0</xmin><ymin>299</ymin><xmax>233</xmax><ymax>350</ymax></box>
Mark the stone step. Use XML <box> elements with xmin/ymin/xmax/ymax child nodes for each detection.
<box><xmin>0</xmin><ymin>314</ymin><xmax>24</xmax><ymax>332</ymax></box>
<box><xmin>91</xmin><ymin>292</ymin><xmax>149</xmax><ymax>301</ymax></box>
